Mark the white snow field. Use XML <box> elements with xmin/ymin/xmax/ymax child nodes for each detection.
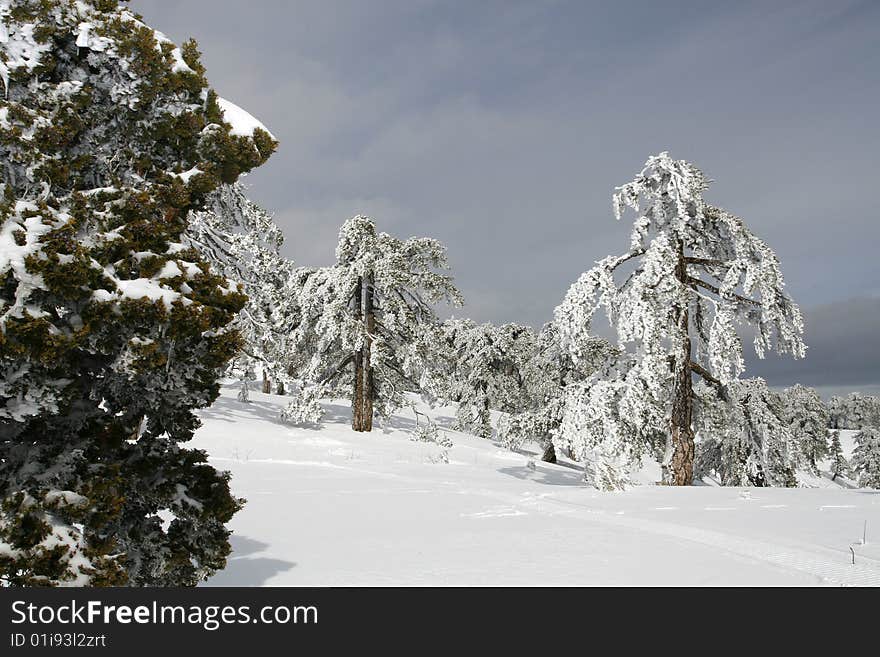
<box><xmin>192</xmin><ymin>384</ymin><xmax>880</xmax><ymax>587</ymax></box>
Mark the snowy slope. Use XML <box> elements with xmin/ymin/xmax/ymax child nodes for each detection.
<box><xmin>192</xmin><ymin>385</ymin><xmax>880</xmax><ymax>586</ymax></box>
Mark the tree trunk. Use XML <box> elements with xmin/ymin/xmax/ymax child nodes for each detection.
<box><xmin>666</xmin><ymin>239</ymin><xmax>695</xmax><ymax>486</ymax></box>
<box><xmin>352</xmin><ymin>277</ymin><xmax>364</xmax><ymax>431</ymax></box>
<box><xmin>351</xmin><ymin>274</ymin><xmax>375</xmax><ymax>432</ymax></box>
<box><xmin>541</xmin><ymin>442</ymin><xmax>557</xmax><ymax>464</ymax></box>
<box><xmin>361</xmin><ymin>272</ymin><xmax>374</xmax><ymax>432</ymax></box>
<box><xmin>262</xmin><ymin>368</ymin><xmax>270</xmax><ymax>394</ymax></box>
<box><xmin>479</xmin><ymin>382</ymin><xmax>490</xmax><ymax>438</ymax></box>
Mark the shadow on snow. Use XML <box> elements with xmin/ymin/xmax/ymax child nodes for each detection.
<box><xmin>204</xmin><ymin>534</ymin><xmax>297</xmax><ymax>586</ymax></box>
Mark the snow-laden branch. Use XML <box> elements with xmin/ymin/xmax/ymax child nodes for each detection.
<box><xmin>555</xmin><ymin>152</ymin><xmax>805</xmax><ymax>487</ymax></box>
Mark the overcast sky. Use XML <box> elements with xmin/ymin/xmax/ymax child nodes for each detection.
<box><xmin>135</xmin><ymin>0</ymin><xmax>879</xmax><ymax>394</ymax></box>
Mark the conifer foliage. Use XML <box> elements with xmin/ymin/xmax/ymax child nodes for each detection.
<box><xmin>0</xmin><ymin>1</ymin><xmax>276</xmax><ymax>585</ymax></box>
<box><xmin>430</xmin><ymin>319</ymin><xmax>537</xmax><ymax>439</ymax></box>
<box><xmin>828</xmin><ymin>430</ymin><xmax>850</xmax><ymax>481</ymax></box>
<box><xmin>851</xmin><ymin>427</ymin><xmax>880</xmax><ymax>489</ymax></box>
<box><xmin>556</xmin><ymin>153</ymin><xmax>805</xmax><ymax>486</ymax></box>
<box><xmin>501</xmin><ymin>321</ymin><xmax>617</xmax><ymax>464</ymax></box>
<box><xmin>828</xmin><ymin>393</ymin><xmax>880</xmax><ymax>430</ymax></box>
<box><xmin>781</xmin><ymin>384</ymin><xmax>830</xmax><ymax>474</ymax></box>
<box><xmin>186</xmin><ymin>183</ymin><xmax>296</xmax><ymax>393</ymax></box>
<box><xmin>694</xmin><ymin>378</ymin><xmax>798</xmax><ymax>487</ymax></box>
<box><xmin>287</xmin><ymin>216</ymin><xmax>462</xmax><ymax>432</ymax></box>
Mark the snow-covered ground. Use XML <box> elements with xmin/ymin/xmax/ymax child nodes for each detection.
<box><xmin>191</xmin><ymin>384</ymin><xmax>880</xmax><ymax>586</ymax></box>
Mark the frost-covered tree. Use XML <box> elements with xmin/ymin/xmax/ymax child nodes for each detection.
<box><xmin>429</xmin><ymin>319</ymin><xmax>537</xmax><ymax>439</ymax></box>
<box><xmin>851</xmin><ymin>427</ymin><xmax>880</xmax><ymax>488</ymax></box>
<box><xmin>557</xmin><ymin>362</ymin><xmax>660</xmax><ymax>488</ymax></box>
<box><xmin>0</xmin><ymin>1</ymin><xmax>275</xmax><ymax>586</ymax></box>
<box><xmin>828</xmin><ymin>393</ymin><xmax>880</xmax><ymax>430</ymax></box>
<box><xmin>185</xmin><ymin>182</ymin><xmax>297</xmax><ymax>394</ymax></box>
<box><xmin>556</xmin><ymin>152</ymin><xmax>805</xmax><ymax>486</ymax></box>
<box><xmin>827</xmin><ymin>430</ymin><xmax>850</xmax><ymax>481</ymax></box>
<box><xmin>287</xmin><ymin>216</ymin><xmax>462</xmax><ymax>431</ymax></box>
<box><xmin>500</xmin><ymin>321</ymin><xmax>616</xmax><ymax>464</ymax></box>
<box><xmin>501</xmin><ymin>399</ymin><xmax>564</xmax><ymax>463</ymax></box>
<box><xmin>694</xmin><ymin>378</ymin><xmax>798</xmax><ymax>487</ymax></box>
<box><xmin>781</xmin><ymin>384</ymin><xmax>829</xmax><ymax>474</ymax></box>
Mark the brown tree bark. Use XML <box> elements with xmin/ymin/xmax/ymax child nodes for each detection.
<box><xmin>351</xmin><ymin>274</ymin><xmax>375</xmax><ymax>432</ymax></box>
<box><xmin>262</xmin><ymin>369</ymin><xmax>271</xmax><ymax>394</ymax></box>
<box><xmin>667</xmin><ymin>239</ymin><xmax>695</xmax><ymax>485</ymax></box>
<box><xmin>352</xmin><ymin>276</ymin><xmax>364</xmax><ymax>431</ymax></box>
<box><xmin>478</xmin><ymin>381</ymin><xmax>490</xmax><ymax>438</ymax></box>
<box><xmin>541</xmin><ymin>442</ymin><xmax>557</xmax><ymax>464</ymax></box>
<box><xmin>361</xmin><ymin>272</ymin><xmax>375</xmax><ymax>432</ymax></box>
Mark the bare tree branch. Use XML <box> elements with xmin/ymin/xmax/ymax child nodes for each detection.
<box><xmin>687</xmin><ymin>276</ymin><xmax>761</xmax><ymax>308</ymax></box>
<box><xmin>684</xmin><ymin>257</ymin><xmax>728</xmax><ymax>267</ymax></box>
<box><xmin>607</xmin><ymin>248</ymin><xmax>646</xmax><ymax>272</ymax></box>
<box><xmin>688</xmin><ymin>360</ymin><xmax>722</xmax><ymax>389</ymax></box>
<box><xmin>320</xmin><ymin>354</ymin><xmax>355</xmax><ymax>384</ymax></box>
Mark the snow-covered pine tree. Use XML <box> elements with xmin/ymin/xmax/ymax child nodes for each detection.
<box><xmin>500</xmin><ymin>321</ymin><xmax>617</xmax><ymax>464</ymax></box>
<box><xmin>827</xmin><ymin>397</ymin><xmax>843</xmax><ymax>429</ymax></box>
<box><xmin>430</xmin><ymin>319</ymin><xmax>537</xmax><ymax>439</ymax></box>
<box><xmin>694</xmin><ymin>378</ymin><xmax>798</xmax><ymax>487</ymax></box>
<box><xmin>828</xmin><ymin>393</ymin><xmax>880</xmax><ymax>430</ymax></box>
<box><xmin>185</xmin><ymin>182</ymin><xmax>297</xmax><ymax>393</ymax></box>
<box><xmin>827</xmin><ymin>430</ymin><xmax>850</xmax><ymax>481</ymax></box>
<box><xmin>288</xmin><ymin>216</ymin><xmax>462</xmax><ymax>431</ymax></box>
<box><xmin>781</xmin><ymin>384</ymin><xmax>830</xmax><ymax>474</ymax></box>
<box><xmin>556</xmin><ymin>152</ymin><xmax>805</xmax><ymax>486</ymax></box>
<box><xmin>827</xmin><ymin>397</ymin><xmax>842</xmax><ymax>429</ymax></box>
<box><xmin>851</xmin><ymin>427</ymin><xmax>880</xmax><ymax>488</ymax></box>
<box><xmin>556</xmin><ymin>354</ymin><xmax>666</xmax><ymax>489</ymax></box>
<box><xmin>267</xmin><ymin>265</ymin><xmax>326</xmax><ymax>382</ymax></box>
<box><xmin>0</xmin><ymin>1</ymin><xmax>275</xmax><ymax>586</ymax></box>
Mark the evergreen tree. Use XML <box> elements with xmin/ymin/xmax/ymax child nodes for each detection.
<box><xmin>828</xmin><ymin>393</ymin><xmax>880</xmax><ymax>430</ymax></box>
<box><xmin>781</xmin><ymin>384</ymin><xmax>830</xmax><ymax>474</ymax></box>
<box><xmin>0</xmin><ymin>1</ymin><xmax>275</xmax><ymax>585</ymax></box>
<box><xmin>286</xmin><ymin>216</ymin><xmax>462</xmax><ymax>431</ymax></box>
<box><xmin>186</xmin><ymin>182</ymin><xmax>297</xmax><ymax>393</ymax></box>
<box><xmin>556</xmin><ymin>153</ymin><xmax>804</xmax><ymax>486</ymax></box>
<box><xmin>500</xmin><ymin>321</ymin><xmax>617</xmax><ymax>465</ymax></box>
<box><xmin>828</xmin><ymin>430</ymin><xmax>850</xmax><ymax>481</ymax></box>
<box><xmin>430</xmin><ymin>319</ymin><xmax>537</xmax><ymax>439</ymax></box>
<box><xmin>851</xmin><ymin>427</ymin><xmax>880</xmax><ymax>488</ymax></box>
<box><xmin>694</xmin><ymin>378</ymin><xmax>798</xmax><ymax>487</ymax></box>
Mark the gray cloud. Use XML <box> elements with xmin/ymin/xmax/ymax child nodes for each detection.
<box><xmin>748</xmin><ymin>298</ymin><xmax>880</xmax><ymax>391</ymax></box>
<box><xmin>133</xmin><ymin>0</ymin><xmax>880</xmax><ymax>390</ymax></box>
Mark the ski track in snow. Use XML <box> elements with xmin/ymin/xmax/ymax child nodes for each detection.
<box><xmin>196</xmin><ymin>386</ymin><xmax>880</xmax><ymax>586</ymax></box>
<box><xmin>292</xmin><ymin>453</ymin><xmax>880</xmax><ymax>585</ymax></box>
<box><xmin>463</xmin><ymin>488</ymin><xmax>880</xmax><ymax>587</ymax></box>
<box><xmin>571</xmin><ymin>507</ymin><xmax>880</xmax><ymax>587</ymax></box>
<box><xmin>221</xmin><ymin>447</ymin><xmax>880</xmax><ymax>585</ymax></box>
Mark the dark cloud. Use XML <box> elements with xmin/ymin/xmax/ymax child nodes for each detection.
<box><xmin>748</xmin><ymin>298</ymin><xmax>880</xmax><ymax>391</ymax></box>
<box><xmin>132</xmin><ymin>0</ymin><xmax>880</xmax><ymax>389</ymax></box>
